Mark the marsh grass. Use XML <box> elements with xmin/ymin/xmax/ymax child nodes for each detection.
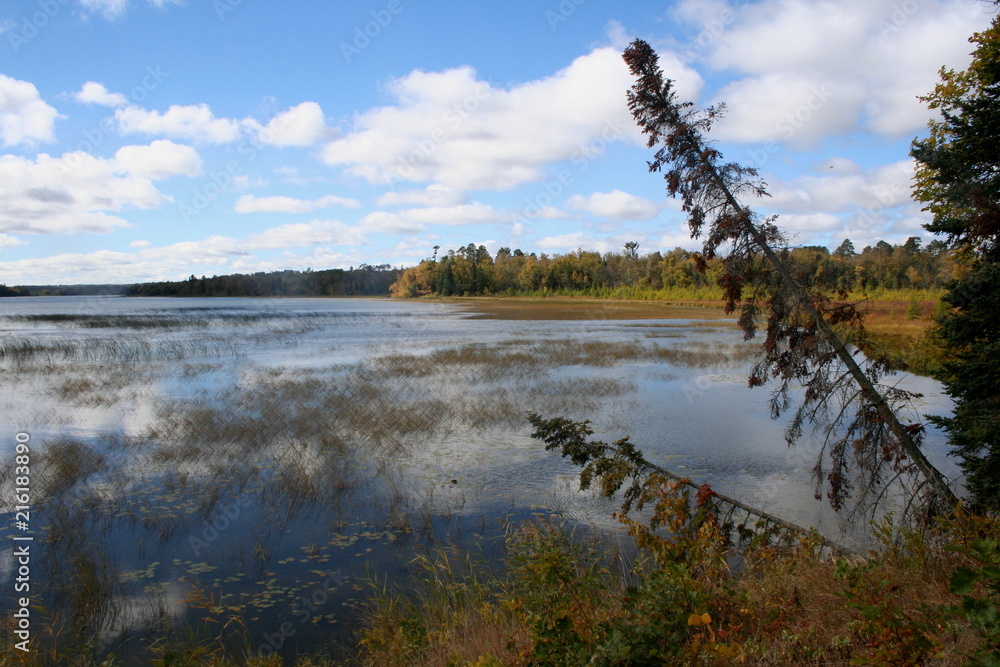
<box><xmin>50</xmin><ymin>364</ymin><xmax>157</xmax><ymax>406</ymax></box>
<box><xmin>1</xmin><ymin>310</ymin><xmax>337</xmax><ymax>330</ymax></box>
<box><xmin>0</xmin><ymin>334</ymin><xmax>244</xmax><ymax>366</ymax></box>
<box><xmin>359</xmin><ymin>505</ymin><xmax>995</xmax><ymax>666</ymax></box>
<box><xmin>32</xmin><ymin>437</ymin><xmax>108</xmax><ymax>499</ymax></box>
<box><xmin>3</xmin><ymin>305</ymin><xmax>766</xmax><ymax>664</ymax></box>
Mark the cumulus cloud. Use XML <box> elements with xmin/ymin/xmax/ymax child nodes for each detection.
<box><xmin>0</xmin><ymin>219</ymin><xmax>368</xmax><ymax>283</ymax></box>
<box><xmin>0</xmin><ymin>75</ymin><xmax>59</xmax><ymax>147</ymax></box>
<box><xmin>322</xmin><ymin>47</ymin><xmax>702</xmax><ymax>191</ymax></box>
<box><xmin>115</xmin><ymin>104</ymin><xmax>242</xmax><ymax>144</ymax></box>
<box><xmin>535</xmin><ymin>232</ymin><xmax>629</xmax><ymax>254</ymax></box>
<box><xmin>0</xmin><ymin>151</ymin><xmax>170</xmax><ymax>235</ymax></box>
<box><xmin>74</xmin><ymin>81</ymin><xmax>128</xmax><ymax>107</ymax></box>
<box><xmin>0</xmin><ymin>233</ymin><xmax>25</xmax><ymax>248</ymax></box>
<box><xmin>234</xmin><ymin>194</ymin><xmax>361</xmax><ymax>214</ymax></box>
<box><xmin>247</xmin><ymin>102</ymin><xmax>329</xmax><ymax>147</ymax></box>
<box><xmin>115</xmin><ymin>140</ymin><xmax>202</xmax><ymax>179</ymax></box>
<box><xmin>0</xmin><ymin>243</ymin><xmax>368</xmax><ymax>285</ymax></box>
<box><xmin>766</xmin><ymin>159</ymin><xmax>916</xmax><ymax>215</ymax></box>
<box><xmin>377</xmin><ymin>185</ymin><xmax>466</xmax><ymax>208</ymax></box>
<box><xmin>566</xmin><ymin>190</ymin><xmax>660</xmax><ymax>221</ymax></box>
<box><xmin>360</xmin><ymin>203</ymin><xmax>506</xmax><ymax>234</ymax></box>
<box><xmin>710</xmin><ymin>74</ymin><xmax>864</xmax><ymax>145</ymax></box>
<box><xmin>777</xmin><ymin>213</ymin><xmax>844</xmax><ymax>233</ymax></box>
<box><xmin>701</xmin><ymin>0</ymin><xmax>992</xmax><ymax>142</ymax></box>
<box><xmin>245</xmin><ymin>220</ymin><xmax>366</xmax><ymax>248</ymax></box>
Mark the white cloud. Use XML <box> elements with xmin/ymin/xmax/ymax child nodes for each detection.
<box><xmin>0</xmin><ymin>233</ymin><xmax>25</xmax><ymax>248</ymax></box>
<box><xmin>142</xmin><ymin>220</ymin><xmax>367</xmax><ymax>260</ymax></box>
<box><xmin>778</xmin><ymin>213</ymin><xmax>843</xmax><ymax>233</ymax></box>
<box><xmin>234</xmin><ymin>194</ymin><xmax>361</xmax><ymax>214</ymax></box>
<box><xmin>701</xmin><ymin>0</ymin><xmax>993</xmax><ymax>142</ymax></box>
<box><xmin>129</xmin><ymin>239</ymin><xmax>151</xmax><ymax>248</ymax></box>
<box><xmin>322</xmin><ymin>47</ymin><xmax>700</xmax><ymax>191</ymax></box>
<box><xmin>0</xmin><ymin>75</ymin><xmax>59</xmax><ymax>147</ymax></box>
<box><xmin>0</xmin><ymin>151</ymin><xmax>169</xmax><ymax>235</ymax></box>
<box><xmin>78</xmin><ymin>0</ymin><xmax>183</xmax><ymax>20</ymax></box>
<box><xmin>115</xmin><ymin>140</ymin><xmax>202</xmax><ymax>179</ymax></box>
<box><xmin>0</xmin><ymin>249</ymin><xmax>137</xmax><ymax>284</ymax></box>
<box><xmin>360</xmin><ymin>203</ymin><xmax>506</xmax><ymax>234</ymax></box>
<box><xmin>247</xmin><ymin>102</ymin><xmax>328</xmax><ymax>147</ymax></box>
<box><xmin>377</xmin><ymin>185</ymin><xmax>466</xmax><ymax>208</ymax></box>
<box><xmin>0</xmin><ymin>242</ymin><xmax>370</xmax><ymax>285</ymax></box>
<box><xmin>710</xmin><ymin>75</ymin><xmax>864</xmax><ymax>145</ymax></box>
<box><xmin>74</xmin><ymin>82</ymin><xmax>128</xmax><ymax>107</ymax></box>
<box><xmin>566</xmin><ymin>190</ymin><xmax>660</xmax><ymax>221</ymax></box>
<box><xmin>767</xmin><ymin>159</ymin><xmax>915</xmax><ymax>215</ymax></box>
<box><xmin>535</xmin><ymin>232</ymin><xmax>625</xmax><ymax>254</ymax></box>
<box><xmin>245</xmin><ymin>220</ymin><xmax>366</xmax><ymax>248</ymax></box>
<box><xmin>115</xmin><ymin>104</ymin><xmax>242</xmax><ymax>144</ymax></box>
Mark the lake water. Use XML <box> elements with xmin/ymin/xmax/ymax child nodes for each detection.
<box><xmin>0</xmin><ymin>296</ymin><xmax>961</xmax><ymax>662</ymax></box>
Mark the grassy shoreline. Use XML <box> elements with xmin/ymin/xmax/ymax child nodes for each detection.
<box><xmin>431</xmin><ymin>295</ymin><xmax>943</xmax><ymax>375</ymax></box>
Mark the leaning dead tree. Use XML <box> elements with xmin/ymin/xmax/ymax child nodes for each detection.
<box><xmin>621</xmin><ymin>38</ymin><xmax>958</xmax><ymax>518</ymax></box>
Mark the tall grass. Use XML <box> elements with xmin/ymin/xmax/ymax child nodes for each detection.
<box><xmin>358</xmin><ymin>500</ymin><xmax>996</xmax><ymax>666</ymax></box>
<box><xmin>511</xmin><ymin>285</ymin><xmax>724</xmax><ymax>300</ymax></box>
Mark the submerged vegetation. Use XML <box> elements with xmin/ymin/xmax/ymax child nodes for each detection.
<box><xmin>2</xmin><ymin>301</ymin><xmax>768</xmax><ymax>664</ymax></box>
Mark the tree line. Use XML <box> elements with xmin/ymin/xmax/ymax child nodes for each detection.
<box><xmin>126</xmin><ymin>264</ymin><xmax>401</xmax><ymax>297</ymax></box>
<box><xmin>389</xmin><ymin>237</ymin><xmax>961</xmax><ymax>298</ymax></box>
<box><xmin>0</xmin><ymin>284</ymin><xmax>128</xmax><ymax>297</ymax></box>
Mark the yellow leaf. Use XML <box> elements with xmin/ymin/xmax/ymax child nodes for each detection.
<box><xmin>701</xmin><ymin>612</ymin><xmax>712</xmax><ymax>625</ymax></box>
<box><xmin>687</xmin><ymin>613</ymin><xmax>703</xmax><ymax>626</ymax></box>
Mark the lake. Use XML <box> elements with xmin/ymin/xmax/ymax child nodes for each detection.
<box><xmin>0</xmin><ymin>296</ymin><xmax>960</xmax><ymax>662</ymax></box>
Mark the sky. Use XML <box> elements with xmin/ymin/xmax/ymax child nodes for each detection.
<box><xmin>0</xmin><ymin>0</ymin><xmax>996</xmax><ymax>285</ymax></box>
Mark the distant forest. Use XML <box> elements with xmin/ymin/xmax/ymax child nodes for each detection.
<box><xmin>125</xmin><ymin>264</ymin><xmax>400</xmax><ymax>297</ymax></box>
<box><xmin>0</xmin><ymin>237</ymin><xmax>962</xmax><ymax>300</ymax></box>
<box><xmin>0</xmin><ymin>284</ymin><xmax>127</xmax><ymax>297</ymax></box>
<box><xmin>389</xmin><ymin>238</ymin><xmax>961</xmax><ymax>298</ymax></box>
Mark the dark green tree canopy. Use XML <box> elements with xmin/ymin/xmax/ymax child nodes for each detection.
<box><xmin>912</xmin><ymin>16</ymin><xmax>1000</xmax><ymax>258</ymax></box>
<box><xmin>912</xmin><ymin>13</ymin><xmax>1000</xmax><ymax>510</ymax></box>
<box><xmin>834</xmin><ymin>239</ymin><xmax>856</xmax><ymax>258</ymax></box>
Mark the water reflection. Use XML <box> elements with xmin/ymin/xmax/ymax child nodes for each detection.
<box><xmin>0</xmin><ymin>296</ymin><xmax>957</xmax><ymax>661</ymax></box>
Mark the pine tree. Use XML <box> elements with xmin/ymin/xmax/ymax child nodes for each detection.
<box><xmin>911</xmin><ymin>14</ymin><xmax>1000</xmax><ymax>510</ymax></box>
<box><xmin>624</xmin><ymin>38</ymin><xmax>956</xmax><ymax>514</ymax></box>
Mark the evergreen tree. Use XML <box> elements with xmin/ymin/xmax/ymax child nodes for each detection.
<box><xmin>912</xmin><ymin>13</ymin><xmax>1000</xmax><ymax>510</ymax></box>
<box><xmin>622</xmin><ymin>38</ymin><xmax>956</xmax><ymax>513</ymax></box>
<box><xmin>834</xmin><ymin>239</ymin><xmax>856</xmax><ymax>258</ymax></box>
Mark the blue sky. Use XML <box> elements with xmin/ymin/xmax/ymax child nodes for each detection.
<box><xmin>0</xmin><ymin>0</ymin><xmax>996</xmax><ymax>284</ymax></box>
